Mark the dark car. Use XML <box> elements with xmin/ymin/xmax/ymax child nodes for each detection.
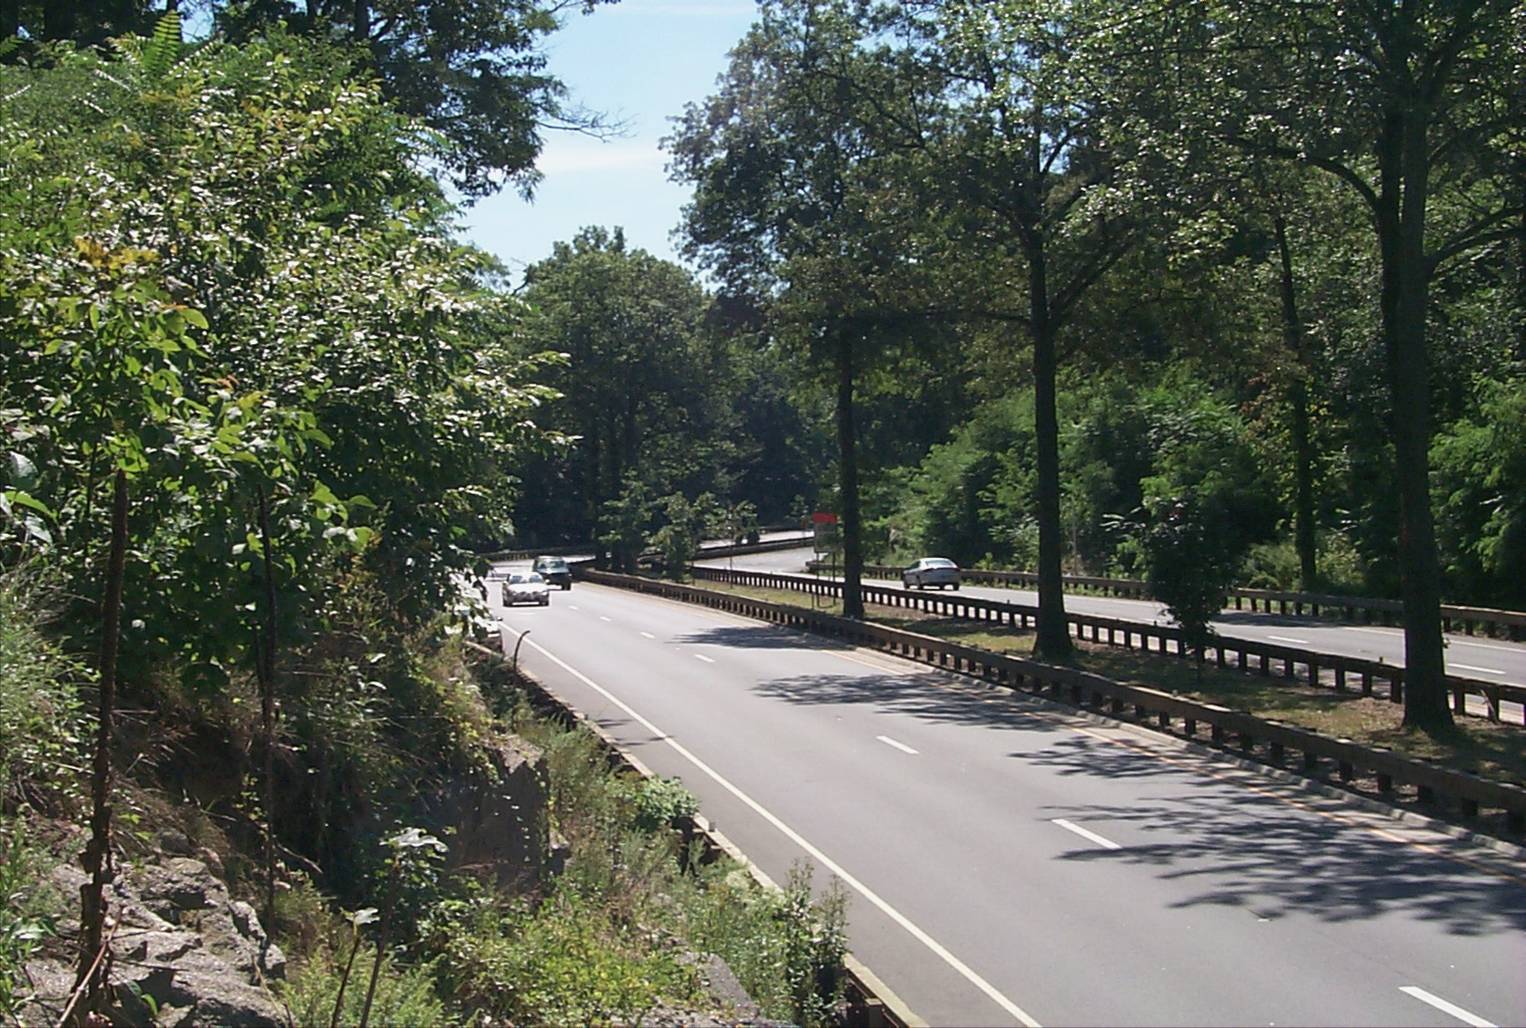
<box><xmin>532</xmin><ymin>555</ymin><xmax>573</xmax><ymax>590</ymax></box>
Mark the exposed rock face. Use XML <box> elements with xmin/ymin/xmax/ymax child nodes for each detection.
<box><xmin>428</xmin><ymin>731</ymin><xmax>552</xmax><ymax>892</ymax></box>
<box><xmin>22</xmin><ymin>857</ymin><xmax>287</xmax><ymax>1027</ymax></box>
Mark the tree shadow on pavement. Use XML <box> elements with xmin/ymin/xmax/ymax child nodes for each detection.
<box><xmin>1025</xmin><ymin>734</ymin><xmax>1526</xmax><ymax>937</ymax></box>
<box><xmin>751</xmin><ymin>668</ymin><xmax>1526</xmax><ymax>938</ymax></box>
<box><xmin>672</xmin><ymin>624</ymin><xmax>855</xmax><ymax>651</ymax></box>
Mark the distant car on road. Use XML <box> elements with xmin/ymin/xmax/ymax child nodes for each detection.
<box><xmin>902</xmin><ymin>557</ymin><xmax>961</xmax><ymax>590</ymax></box>
<box><xmin>532</xmin><ymin>555</ymin><xmax>573</xmax><ymax>590</ymax></box>
<box><xmin>502</xmin><ymin>572</ymin><xmax>551</xmax><ymax>606</ymax></box>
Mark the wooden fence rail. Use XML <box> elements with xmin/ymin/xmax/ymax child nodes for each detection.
<box><xmin>584</xmin><ymin>570</ymin><xmax>1526</xmax><ymax>833</ymax></box>
<box><xmin>697</xmin><ymin>566</ymin><xmax>1526</xmax><ymax>727</ymax></box>
<box><xmin>825</xmin><ymin>562</ymin><xmax>1526</xmax><ymax>641</ymax></box>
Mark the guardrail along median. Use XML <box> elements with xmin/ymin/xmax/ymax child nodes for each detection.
<box><xmin>582</xmin><ymin>569</ymin><xmax>1526</xmax><ymax>836</ymax></box>
<box><xmin>705</xmin><ymin>566</ymin><xmax>1525</xmax><ymax>727</ymax></box>
<box><xmin>824</xmin><ymin>561</ymin><xmax>1526</xmax><ymax>641</ymax></box>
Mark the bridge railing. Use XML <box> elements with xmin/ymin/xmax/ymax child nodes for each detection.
<box><xmin>817</xmin><ymin>561</ymin><xmax>1526</xmax><ymax>640</ymax></box>
<box><xmin>584</xmin><ymin>569</ymin><xmax>1526</xmax><ymax>833</ymax></box>
<box><xmin>692</xmin><ymin>566</ymin><xmax>1526</xmax><ymax>727</ymax></box>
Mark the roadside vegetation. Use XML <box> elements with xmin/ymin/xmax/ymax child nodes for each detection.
<box><xmin>0</xmin><ymin>11</ymin><xmax>837</xmax><ymax>1024</ymax></box>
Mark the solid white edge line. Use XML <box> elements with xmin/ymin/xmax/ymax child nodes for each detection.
<box><xmin>1450</xmin><ymin>663</ymin><xmax>1505</xmax><ymax>676</ymax></box>
<box><xmin>1267</xmin><ymin>635</ymin><xmax>1310</xmax><ymax>645</ymax></box>
<box><xmin>1399</xmin><ymin>986</ymin><xmax>1496</xmax><ymax>1027</ymax></box>
<box><xmin>876</xmin><ymin>735</ymin><xmax>919</xmax><ymax>755</ymax></box>
<box><xmin>694</xmin><ymin>653</ymin><xmax>716</xmax><ymax>663</ymax></box>
<box><xmin>524</xmin><ymin>637</ymin><xmax>1042</xmax><ymax>1028</ymax></box>
<box><xmin>1050</xmin><ymin>819</ymin><xmax>1122</xmax><ymax>851</ymax></box>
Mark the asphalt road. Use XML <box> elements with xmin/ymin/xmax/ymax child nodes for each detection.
<box><xmin>492</xmin><ymin>574</ymin><xmax>1526</xmax><ymax>1027</ymax></box>
<box><xmin>700</xmin><ymin>548</ymin><xmax>1526</xmax><ymax>692</ymax></box>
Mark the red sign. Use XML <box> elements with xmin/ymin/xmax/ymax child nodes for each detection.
<box><xmin>811</xmin><ymin>511</ymin><xmax>838</xmax><ymax>524</ymax></box>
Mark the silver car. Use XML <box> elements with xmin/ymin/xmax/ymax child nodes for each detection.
<box><xmin>901</xmin><ymin>557</ymin><xmax>961</xmax><ymax>590</ymax></box>
<box><xmin>501</xmin><ymin>571</ymin><xmax>551</xmax><ymax>606</ymax></box>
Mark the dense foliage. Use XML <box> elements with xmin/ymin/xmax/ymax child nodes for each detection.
<box><xmin>666</xmin><ymin>0</ymin><xmax>1523</xmax><ymax>728</ymax></box>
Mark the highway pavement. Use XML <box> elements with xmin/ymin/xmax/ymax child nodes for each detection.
<box><xmin>700</xmin><ymin>547</ymin><xmax>1526</xmax><ymax>692</ymax></box>
<box><xmin>492</xmin><ymin>573</ymin><xmax>1526</xmax><ymax>1027</ymax></box>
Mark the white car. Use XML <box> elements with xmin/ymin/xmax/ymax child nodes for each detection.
<box><xmin>501</xmin><ymin>572</ymin><xmax>551</xmax><ymax>606</ymax></box>
<box><xmin>901</xmin><ymin>557</ymin><xmax>961</xmax><ymax>590</ymax></box>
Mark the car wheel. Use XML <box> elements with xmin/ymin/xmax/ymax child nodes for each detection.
<box><xmin>541</xmin><ymin>597</ymin><xmax>550</xmax><ymax>606</ymax></box>
<box><xmin>952</xmin><ymin>584</ymin><xmax>960</xmax><ymax>591</ymax></box>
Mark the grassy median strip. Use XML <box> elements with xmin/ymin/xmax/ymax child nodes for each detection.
<box><xmin>693</xmin><ymin>579</ymin><xmax>1526</xmax><ymax>788</ymax></box>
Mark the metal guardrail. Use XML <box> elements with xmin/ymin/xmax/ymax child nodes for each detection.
<box><xmin>465</xmin><ymin>637</ymin><xmax>917</xmax><ymax>1027</ymax></box>
<box><xmin>701</xmin><ymin>566</ymin><xmax>1526</xmax><ymax>727</ymax></box>
<box><xmin>835</xmin><ymin>562</ymin><xmax>1526</xmax><ymax>641</ymax></box>
<box><xmin>584</xmin><ymin>570</ymin><xmax>1526</xmax><ymax>833</ymax></box>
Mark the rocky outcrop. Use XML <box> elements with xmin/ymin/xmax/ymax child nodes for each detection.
<box><xmin>427</xmin><ymin>731</ymin><xmax>553</xmax><ymax>893</ymax></box>
<box><xmin>22</xmin><ymin>856</ymin><xmax>287</xmax><ymax>1027</ymax></box>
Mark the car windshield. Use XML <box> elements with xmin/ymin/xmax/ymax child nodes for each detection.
<box><xmin>539</xmin><ymin>559</ymin><xmax>568</xmax><ymax>569</ymax></box>
<box><xmin>510</xmin><ymin>573</ymin><xmax>544</xmax><ymax>584</ymax></box>
<box><xmin>923</xmin><ymin>558</ymin><xmax>957</xmax><ymax>568</ymax></box>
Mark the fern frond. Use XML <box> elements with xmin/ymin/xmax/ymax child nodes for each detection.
<box><xmin>142</xmin><ymin>11</ymin><xmax>183</xmax><ymax>81</ymax></box>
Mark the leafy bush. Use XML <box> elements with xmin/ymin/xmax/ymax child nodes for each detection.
<box><xmin>631</xmin><ymin>776</ymin><xmax>699</xmax><ymax>833</ymax></box>
<box><xmin>279</xmin><ymin>942</ymin><xmax>446</xmax><ymax>1028</ymax></box>
<box><xmin>429</xmin><ymin>890</ymin><xmax>695</xmax><ymax>1026</ymax></box>
<box><xmin>0</xmin><ymin>817</ymin><xmax>64</xmax><ymax>1020</ymax></box>
<box><xmin>0</xmin><ymin>564</ymin><xmax>88</xmax><ymax>811</ymax></box>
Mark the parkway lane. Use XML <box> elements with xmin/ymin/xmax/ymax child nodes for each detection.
<box><xmin>492</xmin><ymin>574</ymin><xmax>1526</xmax><ymax>1027</ymax></box>
<box><xmin>700</xmin><ymin>547</ymin><xmax>1526</xmax><ymax>693</ymax></box>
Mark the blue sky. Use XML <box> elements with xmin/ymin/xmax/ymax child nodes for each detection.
<box><xmin>458</xmin><ymin>0</ymin><xmax>762</xmax><ymax>283</ymax></box>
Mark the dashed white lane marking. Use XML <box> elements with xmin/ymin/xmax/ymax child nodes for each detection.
<box><xmin>1050</xmin><ymin>819</ymin><xmax>1121</xmax><ymax>851</ymax></box>
<box><xmin>1450</xmin><ymin>663</ymin><xmax>1505</xmax><ymax>676</ymax></box>
<box><xmin>523</xmin><ymin>638</ymin><xmax>1041</xmax><ymax>1028</ymax></box>
<box><xmin>567</xmin><ymin>604</ymin><xmax>580</xmax><ymax>611</ymax></box>
<box><xmin>694</xmin><ymin>653</ymin><xmax>716</xmax><ymax>664</ymax></box>
<box><xmin>640</xmin><ymin>631</ymin><xmax>656</xmax><ymax>639</ymax></box>
<box><xmin>1346</xmin><ymin>626</ymin><xmax>1524</xmax><ymax>655</ymax></box>
<box><xmin>876</xmin><ymin>735</ymin><xmax>918</xmax><ymax>755</ymax></box>
<box><xmin>1268</xmin><ymin>635</ymin><xmax>1310</xmax><ymax>645</ymax></box>
<box><xmin>599</xmin><ymin>615</ymin><xmax>613</xmax><ymax>622</ymax></box>
<box><xmin>1399</xmin><ymin>986</ymin><xmax>1496</xmax><ymax>1027</ymax></box>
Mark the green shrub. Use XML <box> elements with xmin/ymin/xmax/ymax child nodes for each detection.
<box><xmin>0</xmin><ymin>817</ymin><xmax>64</xmax><ymax>1020</ymax></box>
<box><xmin>278</xmin><ymin>942</ymin><xmax>446</xmax><ymax>1028</ymax></box>
<box><xmin>631</xmin><ymin>776</ymin><xmax>698</xmax><ymax>833</ymax></box>
<box><xmin>0</xmin><ymin>564</ymin><xmax>88</xmax><ymax>811</ymax></box>
<box><xmin>429</xmin><ymin>890</ymin><xmax>696</xmax><ymax>1026</ymax></box>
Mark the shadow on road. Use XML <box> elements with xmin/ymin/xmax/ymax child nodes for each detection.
<box><xmin>752</xmin><ymin>668</ymin><xmax>1526</xmax><ymax>937</ymax></box>
<box><xmin>1029</xmin><ymin>734</ymin><xmax>1526</xmax><ymax>936</ymax></box>
<box><xmin>672</xmin><ymin>624</ymin><xmax>855</xmax><ymax>651</ymax></box>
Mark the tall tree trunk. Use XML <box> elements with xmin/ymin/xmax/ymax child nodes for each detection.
<box><xmin>75</xmin><ymin>469</ymin><xmax>128</xmax><ymax>1016</ymax></box>
<box><xmin>1029</xmin><ymin>244</ymin><xmax>1072</xmax><ymax>658</ymax></box>
<box><xmin>1274</xmin><ymin>213</ymin><xmax>1318</xmax><ymax>588</ymax></box>
<box><xmin>255</xmin><ymin>485</ymin><xmax>280</xmax><ymax>941</ymax></box>
<box><xmin>352</xmin><ymin>0</ymin><xmax>370</xmax><ymax>40</ymax></box>
<box><xmin>1378</xmin><ymin>106</ymin><xmax>1451</xmax><ymax>731</ymax></box>
<box><xmin>1516</xmin><ymin>158</ymin><xmax>1525</xmax><ymax>364</ymax></box>
<box><xmin>835</xmin><ymin>327</ymin><xmax>863</xmax><ymax>619</ymax></box>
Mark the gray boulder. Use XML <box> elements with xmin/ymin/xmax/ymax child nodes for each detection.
<box><xmin>22</xmin><ymin>858</ymin><xmax>287</xmax><ymax>1027</ymax></box>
